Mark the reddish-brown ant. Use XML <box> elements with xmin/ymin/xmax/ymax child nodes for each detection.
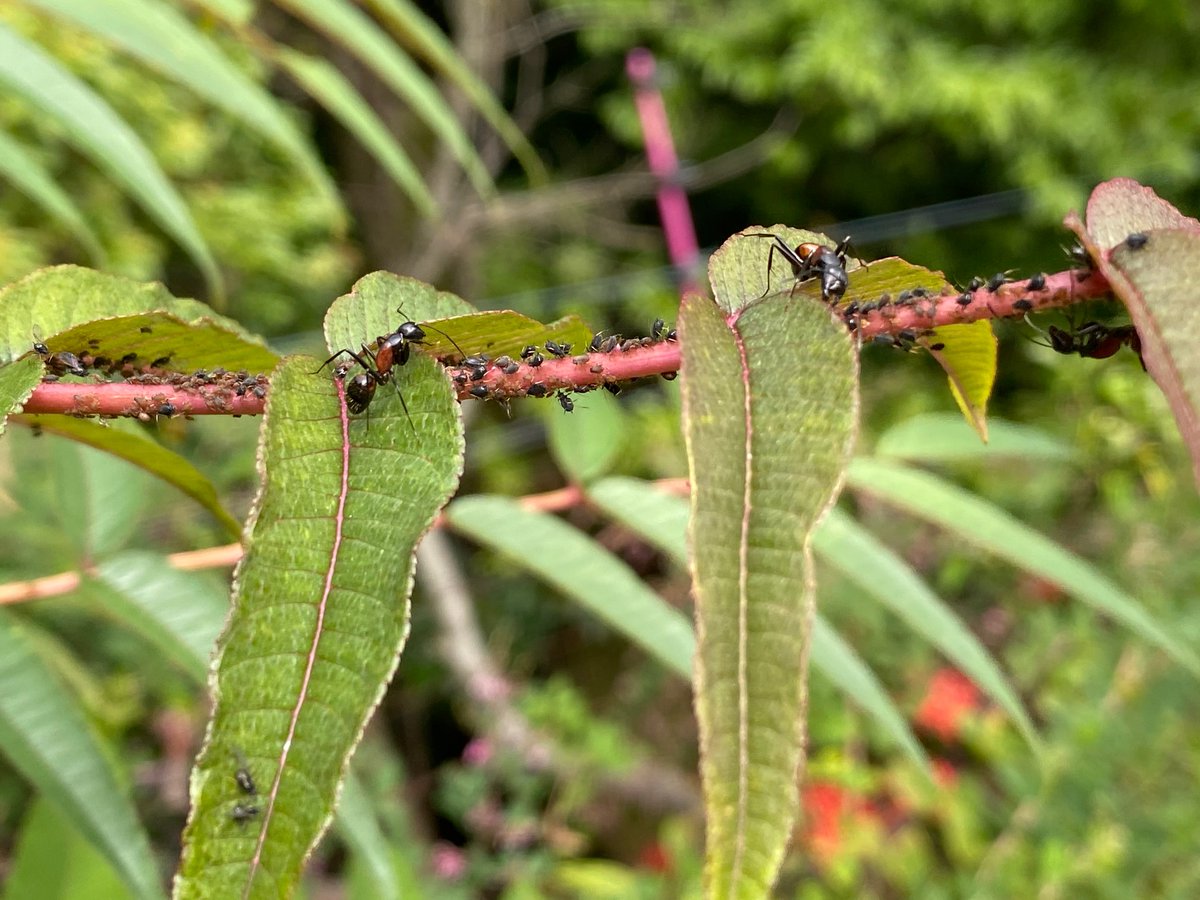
<box><xmin>32</xmin><ymin>331</ymin><xmax>87</xmax><ymax>378</ymax></box>
<box><xmin>748</xmin><ymin>232</ymin><xmax>853</xmax><ymax>302</ymax></box>
<box><xmin>1045</xmin><ymin>322</ymin><xmax>1144</xmax><ymax>369</ymax></box>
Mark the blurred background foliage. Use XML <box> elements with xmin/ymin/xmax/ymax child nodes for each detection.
<box><xmin>1</xmin><ymin>0</ymin><xmax>1199</xmax><ymax>896</ymax></box>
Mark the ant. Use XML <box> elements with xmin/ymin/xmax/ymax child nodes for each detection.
<box><xmin>1044</xmin><ymin>322</ymin><xmax>1144</xmax><ymax>369</ymax></box>
<box><xmin>747</xmin><ymin>233</ymin><xmax>854</xmax><ymax>302</ymax></box>
<box><xmin>32</xmin><ymin>330</ymin><xmax>87</xmax><ymax>378</ymax></box>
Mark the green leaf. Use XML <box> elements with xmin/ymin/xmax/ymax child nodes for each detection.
<box><xmin>0</xmin><ymin>129</ymin><xmax>106</xmax><ymax>263</ymax></box>
<box><xmin>276</xmin><ymin>49</ymin><xmax>435</xmax><ymax>218</ymax></box>
<box><xmin>874</xmin><ymin>412</ymin><xmax>1071</xmax><ymax>463</ymax></box>
<box><xmin>50</xmin><ymin>438</ymin><xmax>148</xmax><ymax>560</ymax></box>
<box><xmin>187</xmin><ymin>0</ymin><xmax>255</xmax><ymax>25</ymax></box>
<box><xmin>334</xmin><ymin>773</ymin><xmax>400</xmax><ymax>900</ymax></box>
<box><xmin>85</xmin><ymin>552</ymin><xmax>228</xmax><ymax>684</ymax></box>
<box><xmin>545</xmin><ymin>389</ymin><xmax>626</xmax><ymax>484</ymax></box>
<box><xmin>0</xmin><ymin>25</ymin><xmax>222</xmax><ymax>299</ymax></box>
<box><xmin>22</xmin><ymin>418</ymin><xmax>241</xmax><ymax>537</ymax></box>
<box><xmin>0</xmin><ymin>266</ymin><xmax>274</xmax><ymax>366</ymax></box>
<box><xmin>176</xmin><ymin>348</ymin><xmax>463</xmax><ymax>897</ymax></box>
<box><xmin>363</xmin><ymin>0</ymin><xmax>545</xmax><ymax>183</ymax></box>
<box><xmin>445</xmin><ymin>495</ymin><xmax>694</xmax><ymax>677</ymax></box>
<box><xmin>20</xmin><ymin>0</ymin><xmax>341</xmax><ymax>214</ymax></box>
<box><xmin>586</xmin><ymin>477</ymin><xmax>929</xmax><ymax>770</ymax></box>
<box><xmin>683</xmin><ymin>231</ymin><xmax>858</xmax><ymax>898</ymax></box>
<box><xmin>408</xmin><ymin>310</ymin><xmax>594</xmax><ymax>362</ymax></box>
<box><xmin>273</xmin><ymin>0</ymin><xmax>494</xmax><ymax>198</ymax></box>
<box><xmin>928</xmin><ymin>319</ymin><xmax>997</xmax><ymax>440</ymax></box>
<box><xmin>815</xmin><ymin>508</ymin><xmax>1039</xmax><ymax>750</ymax></box>
<box><xmin>0</xmin><ymin>356</ymin><xmax>43</xmax><ymax>436</ymax></box>
<box><xmin>0</xmin><ymin>609</ymin><xmax>163</xmax><ymax>900</ymax></box>
<box><xmin>847</xmin><ymin>458</ymin><xmax>1200</xmax><ymax>676</ymax></box>
<box><xmin>807</xmin><ymin>617</ymin><xmax>929</xmax><ymax>772</ymax></box>
<box><xmin>5</xmin><ymin>798</ymin><xmax>134</xmax><ymax>900</ymax></box>
<box><xmin>323</xmin><ymin>271</ymin><xmax>476</xmax><ymax>355</ymax></box>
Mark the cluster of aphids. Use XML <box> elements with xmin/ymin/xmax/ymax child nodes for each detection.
<box><xmin>32</xmin><ymin>336</ymin><xmax>174</xmax><ymax>382</ymax></box>
<box><xmin>440</xmin><ymin>317</ymin><xmax>679</xmax><ymax>413</ymax></box>
<box><xmin>229</xmin><ymin>749</ymin><xmax>259</xmax><ymax>826</ymax></box>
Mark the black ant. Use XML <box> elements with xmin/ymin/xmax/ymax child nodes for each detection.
<box><xmin>544</xmin><ymin>340</ymin><xmax>572</xmax><ymax>359</ymax></box>
<box><xmin>1044</xmin><ymin>322</ymin><xmax>1144</xmax><ymax>369</ymax></box>
<box><xmin>747</xmin><ymin>233</ymin><xmax>853</xmax><ymax>302</ymax></box>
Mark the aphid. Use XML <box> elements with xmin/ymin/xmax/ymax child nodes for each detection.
<box><xmin>503</xmin><ymin>363</ymin><xmax>520</xmax><ymax>375</ymax></box>
<box><xmin>967</xmin><ymin>276</ymin><xmax>985</xmax><ymax>292</ymax></box>
<box><xmin>748</xmin><ymin>232</ymin><xmax>853</xmax><ymax>302</ymax></box>
<box><xmin>896</xmin><ymin>290</ymin><xmax>913</xmax><ymax>304</ymax></box>
<box><xmin>956</xmin><ymin>293</ymin><xmax>973</xmax><ymax>307</ymax></box>
<box><xmin>910</xmin><ymin>287</ymin><xmax>928</xmax><ymax>299</ymax></box>
<box><xmin>666</xmin><ymin>328</ymin><xmax>678</xmax><ymax>342</ymax></box>
<box><xmin>233</xmin><ymin>751</ymin><xmax>256</xmax><ymax>795</ymax></box>
<box><xmin>897</xmin><ymin>329</ymin><xmax>917</xmax><ymax>343</ymax></box>
<box><xmin>493</xmin><ymin>355</ymin><xmax>513</xmax><ymax>369</ymax></box>
<box><xmin>651</xmin><ymin>318</ymin><xmax>666</xmax><ymax>341</ymax></box>
<box><xmin>469</xmin><ymin>365</ymin><xmax>488</xmax><ymax>381</ymax></box>
<box><xmin>871</xmin><ymin>334</ymin><xmax>894</xmax><ymax>347</ymax></box>
<box><xmin>589</xmin><ymin>333</ymin><xmax>605</xmax><ymax>352</ymax></box>
<box><xmin>661</xmin><ymin>371</ymin><xmax>678</xmax><ymax>381</ymax></box>
<box><xmin>140</xmin><ymin>326</ymin><xmax>153</xmax><ymax>334</ymax></box>
<box><xmin>986</xmin><ymin>272</ymin><xmax>1011</xmax><ymax>292</ymax></box>
<box><xmin>519</xmin><ymin>345</ymin><xmax>539</xmax><ymax>359</ymax></box>
<box><xmin>599</xmin><ymin>335</ymin><xmax>621</xmax><ymax>353</ymax></box>
<box><xmin>1026</xmin><ymin>273</ymin><xmax>1046</xmax><ymax>292</ymax></box>
<box><xmin>469</xmin><ymin>384</ymin><xmax>489</xmax><ymax>399</ymax></box>
<box><xmin>526</xmin><ymin>352</ymin><xmax>544</xmax><ymax>367</ymax></box>
<box><xmin>88</xmin><ymin>339</ymin><xmax>101</xmax><ymax>349</ymax></box>
<box><xmin>230</xmin><ymin>803</ymin><xmax>260</xmax><ymax>826</ymax></box>
<box><xmin>544</xmin><ymin>340</ymin><xmax>572</xmax><ymax>358</ymax></box>
<box><xmin>1125</xmin><ymin>232</ymin><xmax>1149</xmax><ymax>250</ymax></box>
<box><xmin>556</xmin><ymin>391</ymin><xmax>574</xmax><ymax>413</ymax></box>
<box><xmin>929</xmin><ymin>342</ymin><xmax>946</xmax><ymax>352</ymax></box>
<box><xmin>462</xmin><ymin>355</ymin><xmax>489</xmax><ymax>368</ymax></box>
<box><xmin>526</xmin><ymin>383</ymin><xmax>548</xmax><ymax>398</ymax></box>
<box><xmin>121</xmin><ymin>353</ymin><xmax>139</xmax><ymax>365</ymax></box>
<box><xmin>1013</xmin><ymin>299</ymin><xmax>1034</xmax><ymax>312</ymax></box>
<box><xmin>158</xmin><ymin>400</ymin><xmax>177</xmax><ymax>418</ymax></box>
<box><xmin>34</xmin><ymin>342</ymin><xmax>88</xmax><ymax>378</ymax></box>
<box><xmin>150</xmin><ymin>355</ymin><xmax>173</xmax><ymax>369</ymax></box>
<box><xmin>572</xmin><ymin>355</ymin><xmax>590</xmax><ymax>365</ymax></box>
<box><xmin>1066</xmin><ymin>243</ymin><xmax>1095</xmax><ymax>270</ymax></box>
<box><xmin>603</xmin><ymin>382</ymin><xmax>621</xmax><ymax>395</ymax></box>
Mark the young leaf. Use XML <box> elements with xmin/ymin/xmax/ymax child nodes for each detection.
<box><xmin>847</xmin><ymin>458</ymin><xmax>1200</xmax><ymax>676</ymax></box>
<box><xmin>0</xmin><ymin>610</ymin><xmax>163</xmax><ymax>900</ymax></box>
<box><xmin>0</xmin><ymin>26</ymin><xmax>221</xmax><ymax>299</ymax></box>
<box><xmin>175</xmin><ymin>352</ymin><xmax>463</xmax><ymax>897</ymax></box>
<box><xmin>445</xmin><ymin>495</ymin><xmax>694</xmax><ymax>677</ymax></box>
<box><xmin>683</xmin><ymin>232</ymin><xmax>858</xmax><ymax>897</ymax></box>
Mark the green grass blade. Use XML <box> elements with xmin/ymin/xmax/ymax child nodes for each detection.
<box><xmin>0</xmin><ymin>129</ymin><xmax>106</xmax><ymax>263</ymax></box>
<box><xmin>0</xmin><ymin>610</ymin><xmax>164</xmax><ymax>900</ymax></box>
<box><xmin>874</xmin><ymin>412</ymin><xmax>1072</xmax><ymax>463</ymax></box>
<box><xmin>848</xmin><ymin>457</ymin><xmax>1200</xmax><ymax>676</ymax></box>
<box><xmin>274</xmin><ymin>0</ymin><xmax>494</xmax><ymax>198</ymax></box>
<box><xmin>335</xmin><ymin>772</ymin><xmax>400</xmax><ymax>900</ymax></box>
<box><xmin>815</xmin><ymin>507</ymin><xmax>1039</xmax><ymax>750</ymax></box>
<box><xmin>445</xmin><ymin>495</ymin><xmax>695</xmax><ymax>678</ymax></box>
<box><xmin>0</xmin><ymin>25</ymin><xmax>222</xmax><ymax>299</ymax></box>
<box><xmin>364</xmin><ymin>0</ymin><xmax>545</xmax><ymax>182</ymax></box>
<box><xmin>276</xmin><ymin>49</ymin><xmax>436</xmax><ymax>217</ymax></box>
<box><xmin>682</xmin><ymin>230</ymin><xmax>859</xmax><ymax>897</ymax></box>
<box><xmin>177</xmin><ymin>283</ymin><xmax>464</xmax><ymax>895</ymax></box>
<box><xmin>20</xmin><ymin>0</ymin><xmax>341</xmax><ymax>213</ymax></box>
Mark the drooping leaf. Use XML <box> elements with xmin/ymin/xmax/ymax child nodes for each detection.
<box><xmin>0</xmin><ymin>25</ymin><xmax>221</xmax><ymax>299</ymax></box>
<box><xmin>275</xmin><ymin>49</ymin><xmax>435</xmax><ymax>218</ymax></box>
<box><xmin>815</xmin><ymin>508</ymin><xmax>1039</xmax><ymax>750</ymax></box>
<box><xmin>445</xmin><ymin>495</ymin><xmax>694</xmax><ymax>678</ymax></box>
<box><xmin>176</xmin><ymin>338</ymin><xmax>463</xmax><ymax>894</ymax></box>
<box><xmin>873</xmin><ymin>412</ymin><xmax>1071</xmax><ymax>463</ymax></box>
<box><xmin>272</xmin><ymin>0</ymin><xmax>495</xmax><ymax>198</ymax></box>
<box><xmin>0</xmin><ymin>609</ymin><xmax>163</xmax><ymax>900</ymax></box>
<box><xmin>18</xmin><ymin>418</ymin><xmax>242</xmax><ymax>538</ymax></box>
<box><xmin>927</xmin><ymin>319</ymin><xmax>997</xmax><ymax>440</ymax></box>
<box><xmin>0</xmin><ymin>129</ymin><xmax>106</xmax><ymax>263</ymax></box>
<box><xmin>847</xmin><ymin>458</ymin><xmax>1200</xmax><ymax>676</ymax></box>
<box><xmin>364</xmin><ymin>0</ymin><xmax>545</xmax><ymax>183</ymax></box>
<box><xmin>20</xmin><ymin>0</ymin><xmax>341</xmax><ymax>213</ymax></box>
<box><xmin>0</xmin><ymin>266</ymin><xmax>273</xmax><ymax>365</ymax></box>
<box><xmin>586</xmin><ymin>477</ymin><xmax>928</xmax><ymax>770</ymax></box>
<box><xmin>683</xmin><ymin>232</ymin><xmax>858</xmax><ymax>897</ymax></box>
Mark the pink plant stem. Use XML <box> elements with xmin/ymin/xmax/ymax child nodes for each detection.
<box><xmin>627</xmin><ymin>48</ymin><xmax>703</xmax><ymax>296</ymax></box>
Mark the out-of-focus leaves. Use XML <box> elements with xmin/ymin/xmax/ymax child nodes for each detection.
<box><xmin>545</xmin><ymin>390</ymin><xmax>626</xmax><ymax>484</ymax></box>
<box><xmin>50</xmin><ymin>439</ymin><xmax>148</xmax><ymax>561</ymax></box>
<box><xmin>815</xmin><ymin>508</ymin><xmax>1039</xmax><ymax>750</ymax></box>
<box><xmin>873</xmin><ymin>412</ymin><xmax>1071</xmax><ymax>463</ymax></box>
<box><xmin>4</xmin><ymin>798</ymin><xmax>133</xmax><ymax>900</ymax></box>
<box><xmin>334</xmin><ymin>773</ymin><xmax>401</xmax><ymax>900</ymax></box>
<box><xmin>847</xmin><ymin>457</ymin><xmax>1200</xmax><ymax>676</ymax></box>
<box><xmin>272</xmin><ymin>0</ymin><xmax>494</xmax><ymax>198</ymax></box>
<box><xmin>445</xmin><ymin>495</ymin><xmax>694</xmax><ymax>677</ymax></box>
<box><xmin>0</xmin><ymin>610</ymin><xmax>163</xmax><ymax>900</ymax></box>
<box><xmin>683</xmin><ymin>231</ymin><xmax>858</xmax><ymax>897</ymax></box>
<box><xmin>0</xmin><ymin>130</ymin><xmax>105</xmax><ymax>263</ymax></box>
<box><xmin>20</xmin><ymin>418</ymin><xmax>241</xmax><ymax>537</ymax></box>
<box><xmin>586</xmin><ymin>476</ymin><xmax>930</xmax><ymax>770</ymax></box>
<box><xmin>276</xmin><ymin>49</ymin><xmax>435</xmax><ymax>218</ymax></box>
<box><xmin>20</xmin><ymin>0</ymin><xmax>341</xmax><ymax>213</ymax></box>
<box><xmin>0</xmin><ymin>25</ymin><xmax>221</xmax><ymax>299</ymax></box>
